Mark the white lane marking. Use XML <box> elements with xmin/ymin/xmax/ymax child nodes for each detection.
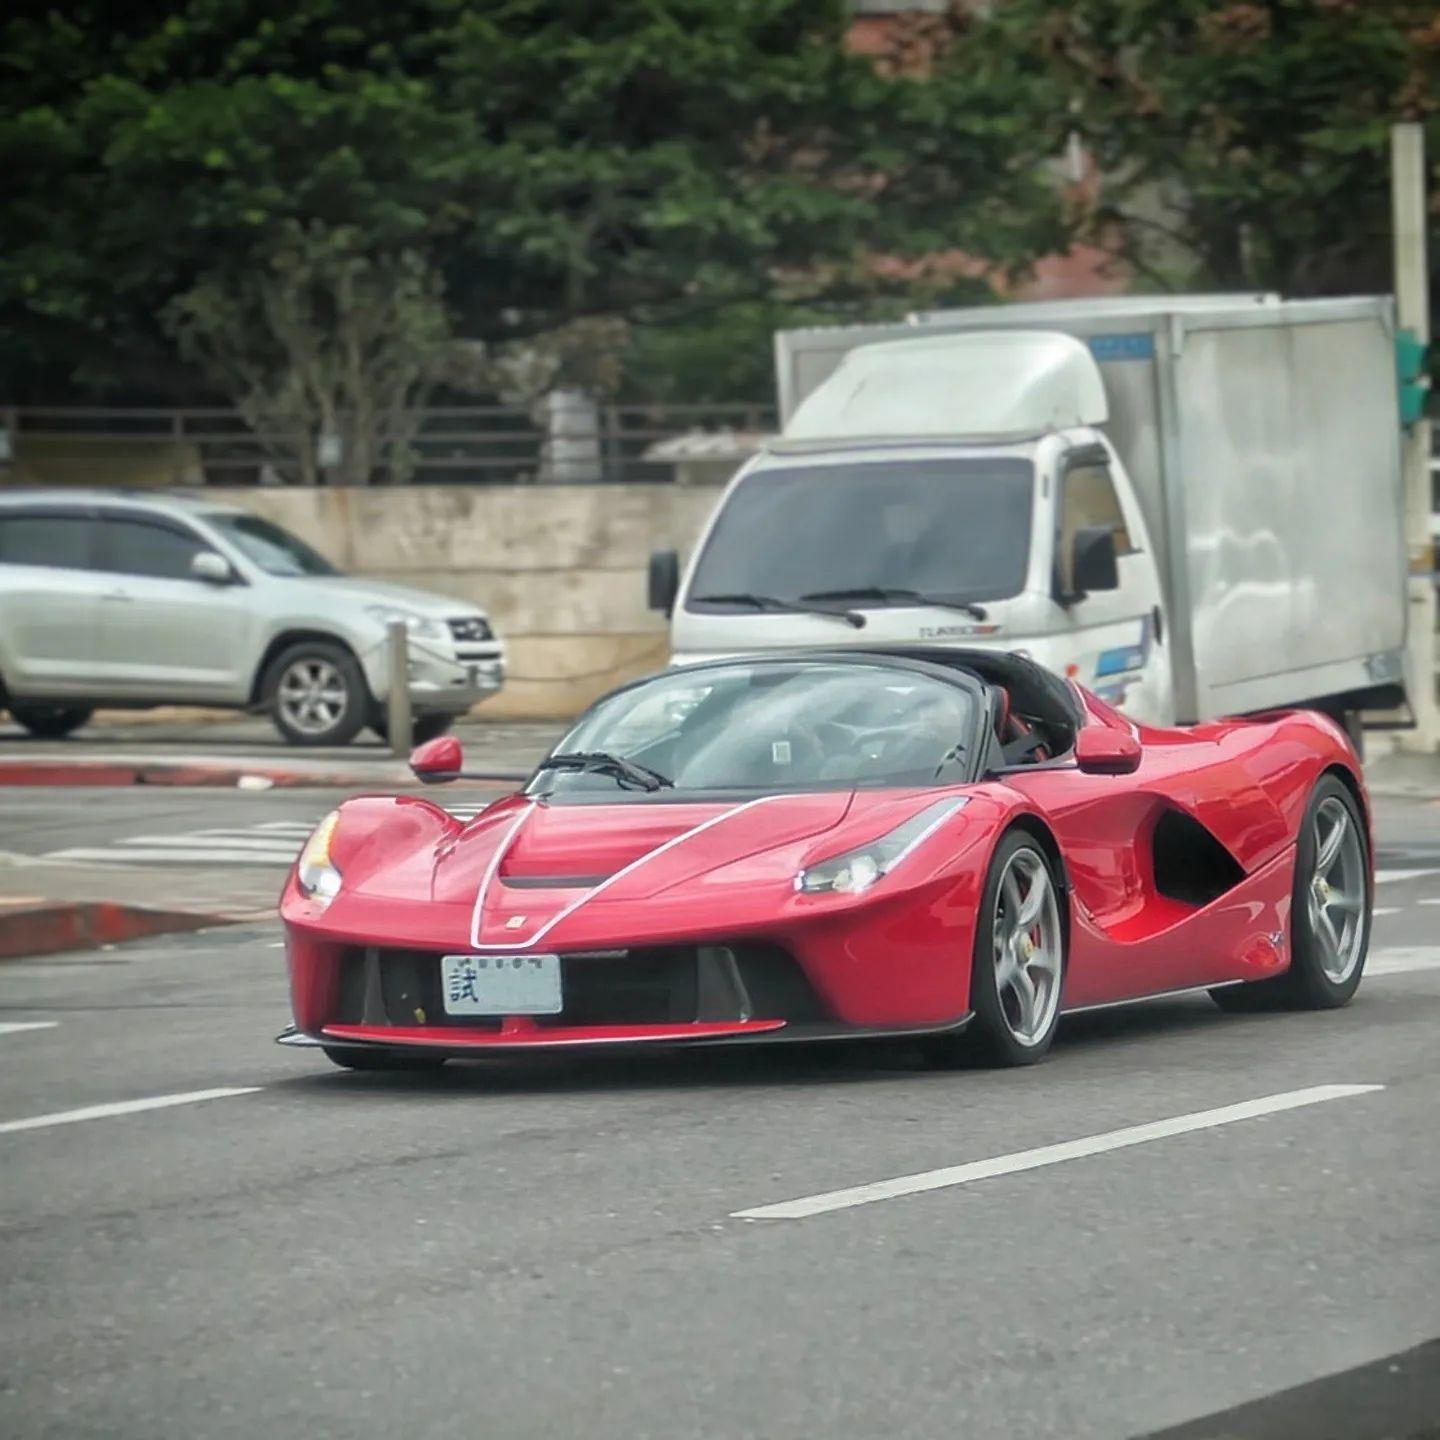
<box><xmin>46</xmin><ymin>848</ymin><xmax>296</xmax><ymax>866</ymax></box>
<box><xmin>0</xmin><ymin>1087</ymin><xmax>260</xmax><ymax>1137</ymax></box>
<box><xmin>119</xmin><ymin>834</ymin><xmax>302</xmax><ymax>853</ymax></box>
<box><xmin>1373</xmin><ymin>907</ymin><xmax>1402</xmax><ymax>917</ymax></box>
<box><xmin>256</xmin><ymin>821</ymin><xmax>323</xmax><ymax>833</ymax></box>
<box><xmin>0</xmin><ymin>1021</ymin><xmax>58</xmax><ymax>1037</ymax></box>
<box><xmin>1420</xmin><ymin>898</ymin><xmax>1440</xmax><ymax>907</ymax></box>
<box><xmin>733</xmin><ymin>1084</ymin><xmax>1385</xmax><ymax>1222</ymax></box>
<box><xmin>1375</xmin><ymin>868</ymin><xmax>1440</xmax><ymax>885</ymax></box>
<box><xmin>1366</xmin><ymin>947</ymin><xmax>1440</xmax><ymax>976</ymax></box>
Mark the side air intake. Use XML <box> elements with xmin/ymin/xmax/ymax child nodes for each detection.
<box><xmin>1151</xmin><ymin>810</ymin><xmax>1246</xmax><ymax>907</ymax></box>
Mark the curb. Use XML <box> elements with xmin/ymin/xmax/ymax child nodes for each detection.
<box><xmin>0</xmin><ymin>899</ymin><xmax>237</xmax><ymax>960</ymax></box>
<box><xmin>0</xmin><ymin>760</ymin><xmax>392</xmax><ymax>789</ymax></box>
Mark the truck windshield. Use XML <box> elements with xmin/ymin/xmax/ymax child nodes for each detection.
<box><xmin>685</xmin><ymin>458</ymin><xmax>1033</xmax><ymax>612</ymax></box>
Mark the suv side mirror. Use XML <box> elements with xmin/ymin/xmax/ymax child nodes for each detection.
<box><xmin>411</xmin><ymin>734</ymin><xmax>463</xmax><ymax>784</ymax></box>
<box><xmin>191</xmin><ymin>550</ymin><xmax>238</xmax><ymax>585</ymax></box>
<box><xmin>1075</xmin><ymin>726</ymin><xmax>1142</xmax><ymax>775</ymax></box>
<box><xmin>648</xmin><ymin>548</ymin><xmax>680</xmax><ymax>615</ymax></box>
<box><xmin>1071</xmin><ymin>526</ymin><xmax>1119</xmax><ymax>597</ymax></box>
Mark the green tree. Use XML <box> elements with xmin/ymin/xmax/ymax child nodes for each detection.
<box><xmin>0</xmin><ymin>0</ymin><xmax>1065</xmax><ymax>433</ymax></box>
<box><xmin>975</xmin><ymin>0</ymin><xmax>1440</xmax><ymax>294</ymax></box>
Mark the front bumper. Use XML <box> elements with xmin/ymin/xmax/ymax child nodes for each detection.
<box><xmin>361</xmin><ymin>642</ymin><xmax>506</xmax><ymax>714</ymax></box>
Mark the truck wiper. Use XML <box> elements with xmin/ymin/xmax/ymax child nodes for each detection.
<box><xmin>690</xmin><ymin>592</ymin><xmax>866</xmax><ymax>628</ymax></box>
<box><xmin>801</xmin><ymin>586</ymin><xmax>988</xmax><ymax>621</ymax></box>
<box><xmin>537</xmin><ymin>751</ymin><xmax>674</xmax><ymax>792</ymax></box>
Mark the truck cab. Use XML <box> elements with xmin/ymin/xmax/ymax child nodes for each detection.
<box><xmin>656</xmin><ymin>332</ymin><xmax>1173</xmax><ymax>719</ymax></box>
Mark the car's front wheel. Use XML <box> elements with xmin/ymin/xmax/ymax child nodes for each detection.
<box><xmin>263</xmin><ymin>640</ymin><xmax>369</xmax><ymax>747</ymax></box>
<box><xmin>8</xmin><ymin>703</ymin><xmax>94</xmax><ymax>739</ymax></box>
<box><xmin>924</xmin><ymin>830</ymin><xmax>1066</xmax><ymax>1067</ymax></box>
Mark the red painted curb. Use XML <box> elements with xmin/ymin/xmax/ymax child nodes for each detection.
<box><xmin>0</xmin><ymin>761</ymin><xmax>386</xmax><ymax>789</ymax></box>
<box><xmin>0</xmin><ymin>901</ymin><xmax>235</xmax><ymax>960</ymax></box>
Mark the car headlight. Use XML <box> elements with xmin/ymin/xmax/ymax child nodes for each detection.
<box><xmin>795</xmin><ymin>798</ymin><xmax>968</xmax><ymax>895</ymax></box>
<box><xmin>296</xmin><ymin>809</ymin><xmax>343</xmax><ymax>904</ymax></box>
<box><xmin>364</xmin><ymin>605</ymin><xmax>446</xmax><ymax>640</ymax></box>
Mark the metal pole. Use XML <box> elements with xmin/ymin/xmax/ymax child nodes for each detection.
<box><xmin>386</xmin><ymin>620</ymin><xmax>412</xmax><ymax>758</ymax></box>
<box><xmin>1391</xmin><ymin>122</ymin><xmax>1439</xmax><ymax>752</ymax></box>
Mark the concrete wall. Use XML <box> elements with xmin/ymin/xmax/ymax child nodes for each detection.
<box><xmin>201</xmin><ymin>484</ymin><xmax>725</xmax><ymax>720</ymax></box>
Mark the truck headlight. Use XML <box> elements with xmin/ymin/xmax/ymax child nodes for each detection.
<box><xmin>364</xmin><ymin>605</ymin><xmax>445</xmax><ymax>640</ymax></box>
<box><xmin>795</xmin><ymin>798</ymin><xmax>968</xmax><ymax>895</ymax></box>
<box><xmin>296</xmin><ymin>810</ymin><xmax>343</xmax><ymax>904</ymax></box>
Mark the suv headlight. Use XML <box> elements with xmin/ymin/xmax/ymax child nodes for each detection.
<box><xmin>364</xmin><ymin>605</ymin><xmax>446</xmax><ymax>640</ymax></box>
<box><xmin>296</xmin><ymin>810</ymin><xmax>343</xmax><ymax>904</ymax></box>
<box><xmin>795</xmin><ymin>798</ymin><xmax>968</xmax><ymax>895</ymax></box>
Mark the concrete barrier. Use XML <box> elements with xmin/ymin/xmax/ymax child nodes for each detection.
<box><xmin>198</xmin><ymin>483</ymin><xmax>726</xmax><ymax>719</ymax></box>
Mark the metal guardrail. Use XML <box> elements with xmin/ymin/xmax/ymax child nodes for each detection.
<box><xmin>0</xmin><ymin>403</ymin><xmax>777</xmax><ymax>485</ymax></box>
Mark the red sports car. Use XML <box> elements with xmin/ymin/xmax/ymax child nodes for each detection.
<box><xmin>277</xmin><ymin>648</ymin><xmax>1372</xmax><ymax>1071</ymax></box>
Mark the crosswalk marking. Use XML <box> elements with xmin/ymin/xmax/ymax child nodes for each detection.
<box><xmin>41</xmin><ymin>803</ymin><xmax>487</xmax><ymax>870</ymax></box>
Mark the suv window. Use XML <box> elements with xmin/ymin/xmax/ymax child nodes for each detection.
<box><xmin>0</xmin><ymin>513</ymin><xmax>95</xmax><ymax>570</ymax></box>
<box><xmin>97</xmin><ymin>517</ymin><xmax>207</xmax><ymax>580</ymax></box>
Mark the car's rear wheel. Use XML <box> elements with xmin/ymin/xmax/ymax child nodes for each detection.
<box><xmin>369</xmin><ymin>713</ymin><xmax>455</xmax><ymax>746</ymax></box>
<box><xmin>8</xmin><ymin>703</ymin><xmax>94</xmax><ymax>739</ymax></box>
<box><xmin>263</xmin><ymin>641</ymin><xmax>369</xmax><ymax>747</ymax></box>
<box><xmin>1211</xmin><ymin>774</ymin><xmax>1370</xmax><ymax>1013</ymax></box>
<box><xmin>924</xmin><ymin>830</ymin><xmax>1066</xmax><ymax>1067</ymax></box>
<box><xmin>322</xmin><ymin>1046</ymin><xmax>447</xmax><ymax>1072</ymax></box>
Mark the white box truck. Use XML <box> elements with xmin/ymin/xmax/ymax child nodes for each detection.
<box><xmin>648</xmin><ymin>295</ymin><xmax>1409</xmax><ymax>739</ymax></box>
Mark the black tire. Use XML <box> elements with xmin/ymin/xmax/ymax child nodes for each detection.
<box><xmin>8</xmin><ymin>704</ymin><xmax>93</xmax><ymax>739</ymax></box>
<box><xmin>924</xmin><ymin>830</ymin><xmax>1067</xmax><ymax>1068</ymax></box>
<box><xmin>262</xmin><ymin>640</ymin><xmax>369</xmax><ymax>747</ymax></box>
<box><xmin>369</xmin><ymin>713</ymin><xmax>455</xmax><ymax>746</ymax></box>
<box><xmin>322</xmin><ymin>1046</ymin><xmax>446</xmax><ymax>1072</ymax></box>
<box><xmin>1210</xmin><ymin>774</ymin><xmax>1370</xmax><ymax>1013</ymax></box>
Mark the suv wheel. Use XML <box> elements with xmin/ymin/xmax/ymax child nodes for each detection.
<box><xmin>369</xmin><ymin>714</ymin><xmax>455</xmax><ymax>746</ymax></box>
<box><xmin>8</xmin><ymin>704</ymin><xmax>94</xmax><ymax>740</ymax></box>
<box><xmin>263</xmin><ymin>641</ymin><xmax>368</xmax><ymax>747</ymax></box>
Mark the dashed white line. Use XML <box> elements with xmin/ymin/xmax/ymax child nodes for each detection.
<box><xmin>1374</xmin><ymin>868</ymin><xmax>1440</xmax><ymax>885</ymax></box>
<box><xmin>1366</xmin><ymin>947</ymin><xmax>1440</xmax><ymax>976</ymax></box>
<box><xmin>47</xmin><ymin>849</ymin><xmax>295</xmax><ymax>866</ymax></box>
<box><xmin>733</xmin><ymin>1084</ymin><xmax>1385</xmax><ymax>1221</ymax></box>
<box><xmin>0</xmin><ymin>1087</ymin><xmax>261</xmax><ymax>1136</ymax></box>
<box><xmin>0</xmin><ymin>1021</ymin><xmax>58</xmax><ymax>1037</ymax></box>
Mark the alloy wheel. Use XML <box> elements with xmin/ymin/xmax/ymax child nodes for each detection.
<box><xmin>992</xmin><ymin>847</ymin><xmax>1063</xmax><ymax>1046</ymax></box>
<box><xmin>277</xmin><ymin>658</ymin><xmax>349</xmax><ymax>737</ymax></box>
<box><xmin>1306</xmin><ymin>795</ymin><xmax>1366</xmax><ymax>983</ymax></box>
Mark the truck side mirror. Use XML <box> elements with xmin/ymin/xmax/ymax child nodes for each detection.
<box><xmin>1071</xmin><ymin>525</ymin><xmax>1119</xmax><ymax>597</ymax></box>
<box><xmin>648</xmin><ymin>549</ymin><xmax>680</xmax><ymax>615</ymax></box>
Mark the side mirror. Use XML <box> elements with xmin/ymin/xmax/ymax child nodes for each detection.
<box><xmin>648</xmin><ymin>549</ymin><xmax>679</xmax><ymax>615</ymax></box>
<box><xmin>191</xmin><ymin>550</ymin><xmax>238</xmax><ymax>585</ymax></box>
<box><xmin>410</xmin><ymin>734</ymin><xmax>463</xmax><ymax>784</ymax></box>
<box><xmin>1075</xmin><ymin>726</ymin><xmax>1142</xmax><ymax>775</ymax></box>
<box><xmin>1071</xmin><ymin>525</ymin><xmax>1119</xmax><ymax>596</ymax></box>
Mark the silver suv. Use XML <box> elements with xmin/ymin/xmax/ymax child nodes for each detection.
<box><xmin>0</xmin><ymin>491</ymin><xmax>505</xmax><ymax>746</ymax></box>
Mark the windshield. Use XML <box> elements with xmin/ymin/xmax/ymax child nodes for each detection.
<box><xmin>205</xmin><ymin>513</ymin><xmax>340</xmax><ymax>577</ymax></box>
<box><xmin>532</xmin><ymin>661</ymin><xmax>980</xmax><ymax>796</ymax></box>
<box><xmin>686</xmin><ymin>458</ymin><xmax>1033</xmax><ymax>612</ymax></box>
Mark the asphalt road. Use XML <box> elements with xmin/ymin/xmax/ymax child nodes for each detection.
<box><xmin>1</xmin><ymin>792</ymin><xmax>1439</xmax><ymax>1439</ymax></box>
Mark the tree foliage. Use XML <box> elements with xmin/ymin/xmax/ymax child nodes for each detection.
<box><xmin>0</xmin><ymin>0</ymin><xmax>1064</xmax><ymax>421</ymax></box>
<box><xmin>976</xmin><ymin>0</ymin><xmax>1440</xmax><ymax>294</ymax></box>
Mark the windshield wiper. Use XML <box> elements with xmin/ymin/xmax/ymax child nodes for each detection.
<box><xmin>801</xmin><ymin>586</ymin><xmax>988</xmax><ymax>621</ymax></box>
<box><xmin>691</xmin><ymin>592</ymin><xmax>866</xmax><ymax>628</ymax></box>
<box><xmin>537</xmin><ymin>751</ymin><xmax>674</xmax><ymax>792</ymax></box>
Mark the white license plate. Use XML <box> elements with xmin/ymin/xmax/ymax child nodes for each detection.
<box><xmin>441</xmin><ymin>953</ymin><xmax>562</xmax><ymax>1016</ymax></box>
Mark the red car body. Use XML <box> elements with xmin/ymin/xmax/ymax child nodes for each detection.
<box><xmin>279</xmin><ymin>650</ymin><xmax>1368</xmax><ymax>1061</ymax></box>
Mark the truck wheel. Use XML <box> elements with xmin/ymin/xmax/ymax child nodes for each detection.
<box><xmin>9</xmin><ymin>704</ymin><xmax>94</xmax><ymax>739</ymax></box>
<box><xmin>369</xmin><ymin>714</ymin><xmax>455</xmax><ymax>746</ymax></box>
<box><xmin>263</xmin><ymin>641</ymin><xmax>369</xmax><ymax>747</ymax></box>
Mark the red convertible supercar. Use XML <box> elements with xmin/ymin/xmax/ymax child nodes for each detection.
<box><xmin>278</xmin><ymin>648</ymin><xmax>1372</xmax><ymax>1070</ymax></box>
